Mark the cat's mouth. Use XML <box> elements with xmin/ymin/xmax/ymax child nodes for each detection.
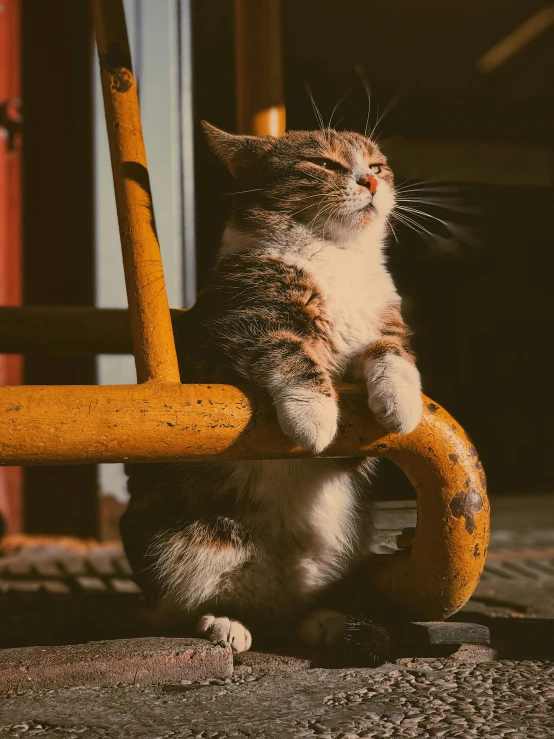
<box><xmin>359</xmin><ymin>201</ymin><xmax>378</xmax><ymax>217</ymax></box>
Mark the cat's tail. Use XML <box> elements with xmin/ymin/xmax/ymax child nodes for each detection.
<box><xmin>298</xmin><ymin>608</ymin><xmax>391</xmax><ymax>667</ymax></box>
<box><xmin>337</xmin><ymin>614</ymin><xmax>392</xmax><ymax>667</ymax></box>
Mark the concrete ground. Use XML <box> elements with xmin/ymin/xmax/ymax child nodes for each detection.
<box><xmin>1</xmin><ymin>495</ymin><xmax>553</xmax><ymax>738</ymax></box>
<box><xmin>1</xmin><ymin>657</ymin><xmax>553</xmax><ymax>738</ymax></box>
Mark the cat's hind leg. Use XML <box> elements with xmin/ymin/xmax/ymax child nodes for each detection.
<box><xmin>298</xmin><ymin>608</ymin><xmax>347</xmax><ymax>647</ymax></box>
<box><xmin>196</xmin><ymin>613</ymin><xmax>252</xmax><ymax>653</ymax></box>
<box><xmin>298</xmin><ymin>608</ymin><xmax>391</xmax><ymax>667</ymax></box>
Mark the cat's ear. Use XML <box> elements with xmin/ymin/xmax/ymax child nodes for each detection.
<box><xmin>201</xmin><ymin>121</ymin><xmax>272</xmax><ymax>178</ymax></box>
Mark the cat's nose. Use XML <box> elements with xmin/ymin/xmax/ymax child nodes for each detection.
<box><xmin>357</xmin><ymin>174</ymin><xmax>378</xmax><ymax>195</ymax></box>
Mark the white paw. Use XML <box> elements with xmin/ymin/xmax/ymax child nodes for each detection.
<box><xmin>275</xmin><ymin>387</ymin><xmax>338</xmax><ymax>453</ymax></box>
<box><xmin>298</xmin><ymin>609</ymin><xmax>347</xmax><ymax>647</ymax></box>
<box><xmin>196</xmin><ymin>614</ymin><xmax>252</xmax><ymax>653</ymax></box>
<box><xmin>366</xmin><ymin>354</ymin><xmax>422</xmax><ymax>434</ymax></box>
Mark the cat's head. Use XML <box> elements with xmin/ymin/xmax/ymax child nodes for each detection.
<box><xmin>202</xmin><ymin>122</ymin><xmax>395</xmax><ymax>244</ymax></box>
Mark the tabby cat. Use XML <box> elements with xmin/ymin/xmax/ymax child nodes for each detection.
<box><xmin>121</xmin><ymin>122</ymin><xmax>422</xmax><ymax>665</ymax></box>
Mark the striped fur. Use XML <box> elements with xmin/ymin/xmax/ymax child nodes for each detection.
<box><xmin>122</xmin><ymin>125</ymin><xmax>422</xmax><ymax>665</ymax></box>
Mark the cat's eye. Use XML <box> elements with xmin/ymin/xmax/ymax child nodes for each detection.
<box><xmin>369</xmin><ymin>164</ymin><xmax>382</xmax><ymax>174</ymax></box>
<box><xmin>305</xmin><ymin>157</ymin><xmax>348</xmax><ymax>173</ymax></box>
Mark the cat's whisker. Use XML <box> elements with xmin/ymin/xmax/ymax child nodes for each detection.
<box><xmin>302</xmin><ymin>172</ymin><xmax>328</xmax><ymax>186</ymax></box>
<box><xmin>369</xmin><ymin>93</ymin><xmax>401</xmax><ymax>141</ymax></box>
<box><xmin>306</xmin><ymin>200</ymin><xmax>338</xmax><ymax>233</ymax></box>
<box><xmin>313</xmin><ymin>200</ymin><xmax>340</xmax><ymax>222</ymax></box>
<box><xmin>321</xmin><ymin>208</ymin><xmax>338</xmax><ymax>239</ymax></box>
<box><xmin>289</xmin><ymin>196</ymin><xmax>338</xmax><ymax>218</ymax></box>
<box><xmin>285</xmin><ymin>192</ymin><xmax>338</xmax><ymax>204</ymax></box>
<box><xmin>305</xmin><ymin>84</ymin><xmax>326</xmax><ymax>137</ymax></box>
<box><xmin>263</xmin><ymin>192</ymin><xmax>324</xmax><ymax>203</ymax></box>
<box><xmin>291</xmin><ymin>198</ymin><xmax>338</xmax><ymax>249</ymax></box>
<box><xmin>302</xmin><ymin>171</ymin><xmax>341</xmax><ymax>191</ymax></box>
<box><xmin>394</xmin><ymin>205</ymin><xmax>452</xmax><ymax>229</ymax></box>
<box><xmin>398</xmin><ymin>207</ymin><xmax>476</xmax><ymax>245</ymax></box>
<box><xmin>392</xmin><ymin>211</ymin><xmax>435</xmax><ymax>238</ymax></box>
<box><xmin>328</xmin><ymin>92</ymin><xmax>349</xmax><ymax>131</ymax></box>
<box><xmin>392</xmin><ymin>210</ymin><xmax>425</xmax><ymax>231</ymax></box>
<box><xmin>386</xmin><ymin>217</ymin><xmax>399</xmax><ymax>245</ymax></box>
<box><xmin>395</xmin><ymin>197</ymin><xmax>477</xmax><ymax>214</ymax></box>
<box><xmin>395</xmin><ymin>195</ymin><xmax>463</xmax><ymax>204</ymax></box>
<box><xmin>394</xmin><ymin>182</ymin><xmax>465</xmax><ymax>195</ymax></box>
<box><xmin>322</xmin><ymin>203</ymin><xmax>342</xmax><ymax>239</ymax></box>
<box><xmin>354</xmin><ymin>62</ymin><xmax>372</xmax><ymax>138</ymax></box>
<box><xmin>228</xmin><ymin>187</ymin><xmax>265</xmax><ymax>196</ymax></box>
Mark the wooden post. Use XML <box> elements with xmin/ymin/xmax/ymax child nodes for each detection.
<box><xmin>234</xmin><ymin>0</ymin><xmax>286</xmax><ymax>136</ymax></box>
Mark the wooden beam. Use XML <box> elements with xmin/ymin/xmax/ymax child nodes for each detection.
<box><xmin>0</xmin><ymin>307</ymin><xmax>186</xmax><ymax>356</ymax></box>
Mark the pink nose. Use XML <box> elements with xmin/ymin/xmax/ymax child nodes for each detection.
<box><xmin>357</xmin><ymin>174</ymin><xmax>378</xmax><ymax>195</ymax></box>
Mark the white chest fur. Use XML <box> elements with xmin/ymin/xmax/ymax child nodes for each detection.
<box><xmin>282</xmin><ymin>240</ymin><xmax>397</xmax><ymax>371</ymax></box>
<box><xmin>221</xmin><ymin>225</ymin><xmax>399</xmax><ymax>375</ymax></box>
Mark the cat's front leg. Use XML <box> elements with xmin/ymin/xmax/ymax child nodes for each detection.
<box><xmin>364</xmin><ymin>340</ymin><xmax>422</xmax><ymax>435</ymax></box>
<box><xmin>196</xmin><ymin>614</ymin><xmax>252</xmax><ymax>653</ymax></box>
<box><xmin>251</xmin><ymin>334</ymin><xmax>339</xmax><ymax>453</ymax></box>
<box><xmin>275</xmin><ymin>386</ymin><xmax>338</xmax><ymax>454</ymax></box>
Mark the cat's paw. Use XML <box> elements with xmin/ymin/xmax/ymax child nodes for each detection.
<box><xmin>298</xmin><ymin>609</ymin><xmax>347</xmax><ymax>647</ymax></box>
<box><xmin>366</xmin><ymin>354</ymin><xmax>422</xmax><ymax>434</ymax></box>
<box><xmin>196</xmin><ymin>613</ymin><xmax>252</xmax><ymax>653</ymax></box>
<box><xmin>275</xmin><ymin>388</ymin><xmax>338</xmax><ymax>453</ymax></box>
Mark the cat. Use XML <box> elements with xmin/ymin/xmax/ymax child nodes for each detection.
<box><xmin>121</xmin><ymin>122</ymin><xmax>422</xmax><ymax>665</ymax></box>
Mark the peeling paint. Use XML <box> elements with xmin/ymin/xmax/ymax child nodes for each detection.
<box><xmin>450</xmin><ymin>489</ymin><xmax>484</xmax><ymax>534</ymax></box>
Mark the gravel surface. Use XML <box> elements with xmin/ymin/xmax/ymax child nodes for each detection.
<box><xmin>1</xmin><ymin>659</ymin><xmax>553</xmax><ymax>738</ymax></box>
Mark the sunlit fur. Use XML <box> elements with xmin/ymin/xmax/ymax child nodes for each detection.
<box><xmin>208</xmin><ymin>124</ymin><xmax>397</xmax><ymax>251</ymax></box>
<box><xmin>121</xmin><ymin>124</ymin><xmax>423</xmax><ymax>665</ymax></box>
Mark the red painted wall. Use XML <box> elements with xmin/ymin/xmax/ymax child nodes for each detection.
<box><xmin>0</xmin><ymin>0</ymin><xmax>23</xmax><ymax>533</ymax></box>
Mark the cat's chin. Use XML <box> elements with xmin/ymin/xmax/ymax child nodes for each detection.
<box><xmin>357</xmin><ymin>206</ymin><xmax>378</xmax><ymax>228</ymax></box>
<box><xmin>340</xmin><ymin>206</ymin><xmax>384</xmax><ymax>235</ymax></box>
<box><xmin>319</xmin><ymin>217</ymin><xmax>384</xmax><ymax>245</ymax></box>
